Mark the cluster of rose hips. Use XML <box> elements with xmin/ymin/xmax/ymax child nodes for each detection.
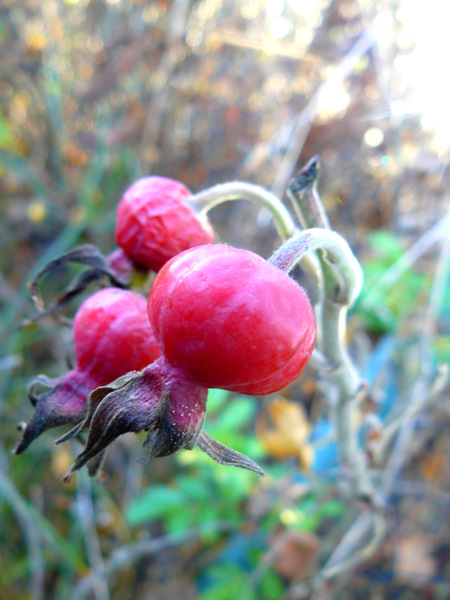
<box><xmin>16</xmin><ymin>176</ymin><xmax>316</xmax><ymax>480</ymax></box>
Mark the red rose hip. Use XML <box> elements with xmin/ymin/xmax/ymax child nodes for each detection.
<box><xmin>148</xmin><ymin>245</ymin><xmax>316</xmax><ymax>393</ymax></box>
<box><xmin>63</xmin><ymin>245</ymin><xmax>316</xmax><ymax>480</ymax></box>
<box><xmin>73</xmin><ymin>287</ymin><xmax>161</xmax><ymax>381</ymax></box>
<box><xmin>15</xmin><ymin>288</ymin><xmax>162</xmax><ymax>454</ymax></box>
<box><xmin>116</xmin><ymin>176</ymin><xmax>215</xmax><ymax>272</ymax></box>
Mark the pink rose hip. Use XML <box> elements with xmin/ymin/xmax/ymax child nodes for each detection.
<box><xmin>64</xmin><ymin>245</ymin><xmax>316</xmax><ymax>480</ymax></box>
<box><xmin>15</xmin><ymin>288</ymin><xmax>162</xmax><ymax>454</ymax></box>
<box><xmin>116</xmin><ymin>176</ymin><xmax>215</xmax><ymax>272</ymax></box>
<box><xmin>148</xmin><ymin>245</ymin><xmax>316</xmax><ymax>393</ymax></box>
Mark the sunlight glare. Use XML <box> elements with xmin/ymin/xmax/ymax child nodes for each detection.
<box><xmin>397</xmin><ymin>0</ymin><xmax>450</xmax><ymax>151</ymax></box>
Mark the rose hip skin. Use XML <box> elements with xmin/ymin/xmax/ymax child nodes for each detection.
<box><xmin>148</xmin><ymin>245</ymin><xmax>316</xmax><ymax>394</ymax></box>
<box><xmin>15</xmin><ymin>288</ymin><xmax>162</xmax><ymax>454</ymax></box>
<box><xmin>73</xmin><ymin>288</ymin><xmax>161</xmax><ymax>381</ymax></box>
<box><xmin>224</xmin><ymin>342</ymin><xmax>310</xmax><ymax>395</ymax></box>
<box><xmin>116</xmin><ymin>176</ymin><xmax>215</xmax><ymax>272</ymax></box>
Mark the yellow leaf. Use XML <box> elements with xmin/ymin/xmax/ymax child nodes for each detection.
<box><xmin>256</xmin><ymin>398</ymin><xmax>314</xmax><ymax>469</ymax></box>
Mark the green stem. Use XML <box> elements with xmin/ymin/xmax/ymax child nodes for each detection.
<box><xmin>269</xmin><ymin>228</ymin><xmax>363</xmax><ymax>306</ymax></box>
<box><xmin>269</xmin><ymin>229</ymin><xmax>371</xmax><ymax>498</ymax></box>
<box><xmin>190</xmin><ymin>181</ymin><xmax>322</xmax><ymax>285</ymax></box>
<box><xmin>190</xmin><ymin>181</ymin><xmax>296</xmax><ymax>240</ymax></box>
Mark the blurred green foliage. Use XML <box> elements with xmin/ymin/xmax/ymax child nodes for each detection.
<box><xmin>356</xmin><ymin>231</ymin><xmax>430</xmax><ymax>333</ymax></box>
<box><xmin>122</xmin><ymin>390</ymin><xmax>346</xmax><ymax>600</ymax></box>
<box><xmin>125</xmin><ymin>392</ymin><xmax>264</xmax><ymax>532</ymax></box>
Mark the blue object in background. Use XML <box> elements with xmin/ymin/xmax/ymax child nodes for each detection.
<box><xmin>300</xmin><ymin>336</ymin><xmax>401</xmax><ymax>482</ymax></box>
<box><xmin>309</xmin><ymin>418</ymin><xmax>340</xmax><ymax>476</ymax></box>
<box><xmin>363</xmin><ymin>335</ymin><xmax>399</xmax><ymax>420</ymax></box>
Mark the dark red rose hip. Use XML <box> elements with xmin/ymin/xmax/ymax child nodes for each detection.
<box><xmin>15</xmin><ymin>288</ymin><xmax>162</xmax><ymax>454</ymax></box>
<box><xmin>116</xmin><ymin>176</ymin><xmax>215</xmax><ymax>272</ymax></box>
<box><xmin>148</xmin><ymin>245</ymin><xmax>316</xmax><ymax>394</ymax></box>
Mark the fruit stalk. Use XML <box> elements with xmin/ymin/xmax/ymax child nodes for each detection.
<box><xmin>189</xmin><ymin>180</ymin><xmax>322</xmax><ymax>285</ymax></box>
<box><xmin>190</xmin><ymin>181</ymin><xmax>296</xmax><ymax>240</ymax></box>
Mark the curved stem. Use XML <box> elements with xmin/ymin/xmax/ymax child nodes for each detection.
<box><xmin>190</xmin><ymin>181</ymin><xmax>296</xmax><ymax>240</ymax></box>
<box><xmin>313</xmin><ymin>508</ymin><xmax>386</xmax><ymax>593</ymax></box>
<box><xmin>272</xmin><ymin>161</ymin><xmax>384</xmax><ymax>588</ymax></box>
<box><xmin>191</xmin><ymin>181</ymin><xmax>323</xmax><ymax>287</ymax></box>
<box><xmin>269</xmin><ymin>228</ymin><xmax>363</xmax><ymax>306</ymax></box>
<box><xmin>285</xmin><ymin>160</ymin><xmax>329</xmax><ymax>353</ymax></box>
<box><xmin>287</xmin><ymin>156</ymin><xmax>331</xmax><ymax>231</ymax></box>
<box><xmin>269</xmin><ymin>229</ymin><xmax>371</xmax><ymax>499</ymax></box>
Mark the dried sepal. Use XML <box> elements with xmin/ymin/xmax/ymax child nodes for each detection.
<box><xmin>14</xmin><ymin>373</ymin><xmax>89</xmax><ymax>455</ymax></box>
<box><xmin>54</xmin><ymin>371</ymin><xmax>140</xmax><ymax>446</ymax></box>
<box><xmin>60</xmin><ymin>360</ymin><xmax>266</xmax><ymax>481</ymax></box>
<box><xmin>86</xmin><ymin>450</ymin><xmax>108</xmax><ymax>480</ymax></box>
<box><xmin>63</xmin><ymin>375</ymin><xmax>163</xmax><ymax>482</ymax></box>
<box><xmin>27</xmin><ymin>244</ymin><xmax>131</xmax><ymax>320</ymax></box>
<box><xmin>23</xmin><ymin>270</ymin><xmax>101</xmax><ymax>327</ymax></box>
<box><xmin>139</xmin><ymin>410</ymin><xmax>205</xmax><ymax>464</ymax></box>
<box><xmin>63</xmin><ymin>358</ymin><xmax>208</xmax><ymax>482</ymax></box>
<box><xmin>197</xmin><ymin>430</ymin><xmax>265</xmax><ymax>476</ymax></box>
<box><xmin>26</xmin><ymin>374</ymin><xmax>58</xmax><ymax>406</ymax></box>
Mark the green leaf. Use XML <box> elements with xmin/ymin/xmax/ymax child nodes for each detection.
<box><xmin>259</xmin><ymin>569</ymin><xmax>285</xmax><ymax>600</ymax></box>
<box><xmin>124</xmin><ymin>485</ymin><xmax>184</xmax><ymax>526</ymax></box>
<box><xmin>355</xmin><ymin>229</ymin><xmax>433</xmax><ymax>333</ymax></box>
<box><xmin>193</xmin><ymin>502</ymin><xmax>221</xmax><ymax>530</ymax></box>
<box><xmin>369</xmin><ymin>230</ymin><xmax>404</xmax><ymax>261</ymax></box>
<box><xmin>166</xmin><ymin>510</ymin><xmax>191</xmax><ymax>535</ymax></box>
<box><xmin>199</xmin><ymin>564</ymin><xmax>250</xmax><ymax>600</ymax></box>
<box><xmin>319</xmin><ymin>499</ymin><xmax>345</xmax><ymax>518</ymax></box>
<box><xmin>432</xmin><ymin>336</ymin><xmax>450</xmax><ymax>364</ymax></box>
<box><xmin>177</xmin><ymin>475</ymin><xmax>212</xmax><ymax>503</ymax></box>
<box><xmin>208</xmin><ymin>396</ymin><xmax>256</xmax><ymax>434</ymax></box>
<box><xmin>212</xmin><ymin>466</ymin><xmax>254</xmax><ymax>502</ymax></box>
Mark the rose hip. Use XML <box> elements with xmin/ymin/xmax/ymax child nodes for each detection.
<box><xmin>116</xmin><ymin>176</ymin><xmax>215</xmax><ymax>272</ymax></box>
<box><xmin>148</xmin><ymin>245</ymin><xmax>316</xmax><ymax>394</ymax></box>
<box><xmin>15</xmin><ymin>288</ymin><xmax>162</xmax><ymax>454</ymax></box>
<box><xmin>28</xmin><ymin>176</ymin><xmax>215</xmax><ymax>320</ymax></box>
<box><xmin>64</xmin><ymin>245</ymin><xmax>315</xmax><ymax>480</ymax></box>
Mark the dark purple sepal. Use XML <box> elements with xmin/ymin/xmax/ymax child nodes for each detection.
<box><xmin>63</xmin><ymin>358</ymin><xmax>208</xmax><ymax>482</ymax></box>
<box><xmin>14</xmin><ymin>371</ymin><xmax>91</xmax><ymax>455</ymax></box>
<box><xmin>25</xmin><ymin>245</ymin><xmax>132</xmax><ymax>324</ymax></box>
<box><xmin>54</xmin><ymin>371</ymin><xmax>140</xmax><ymax>446</ymax></box>
<box><xmin>86</xmin><ymin>450</ymin><xmax>108</xmax><ymax>480</ymax></box>
<box><xmin>197</xmin><ymin>430</ymin><xmax>265</xmax><ymax>476</ymax></box>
